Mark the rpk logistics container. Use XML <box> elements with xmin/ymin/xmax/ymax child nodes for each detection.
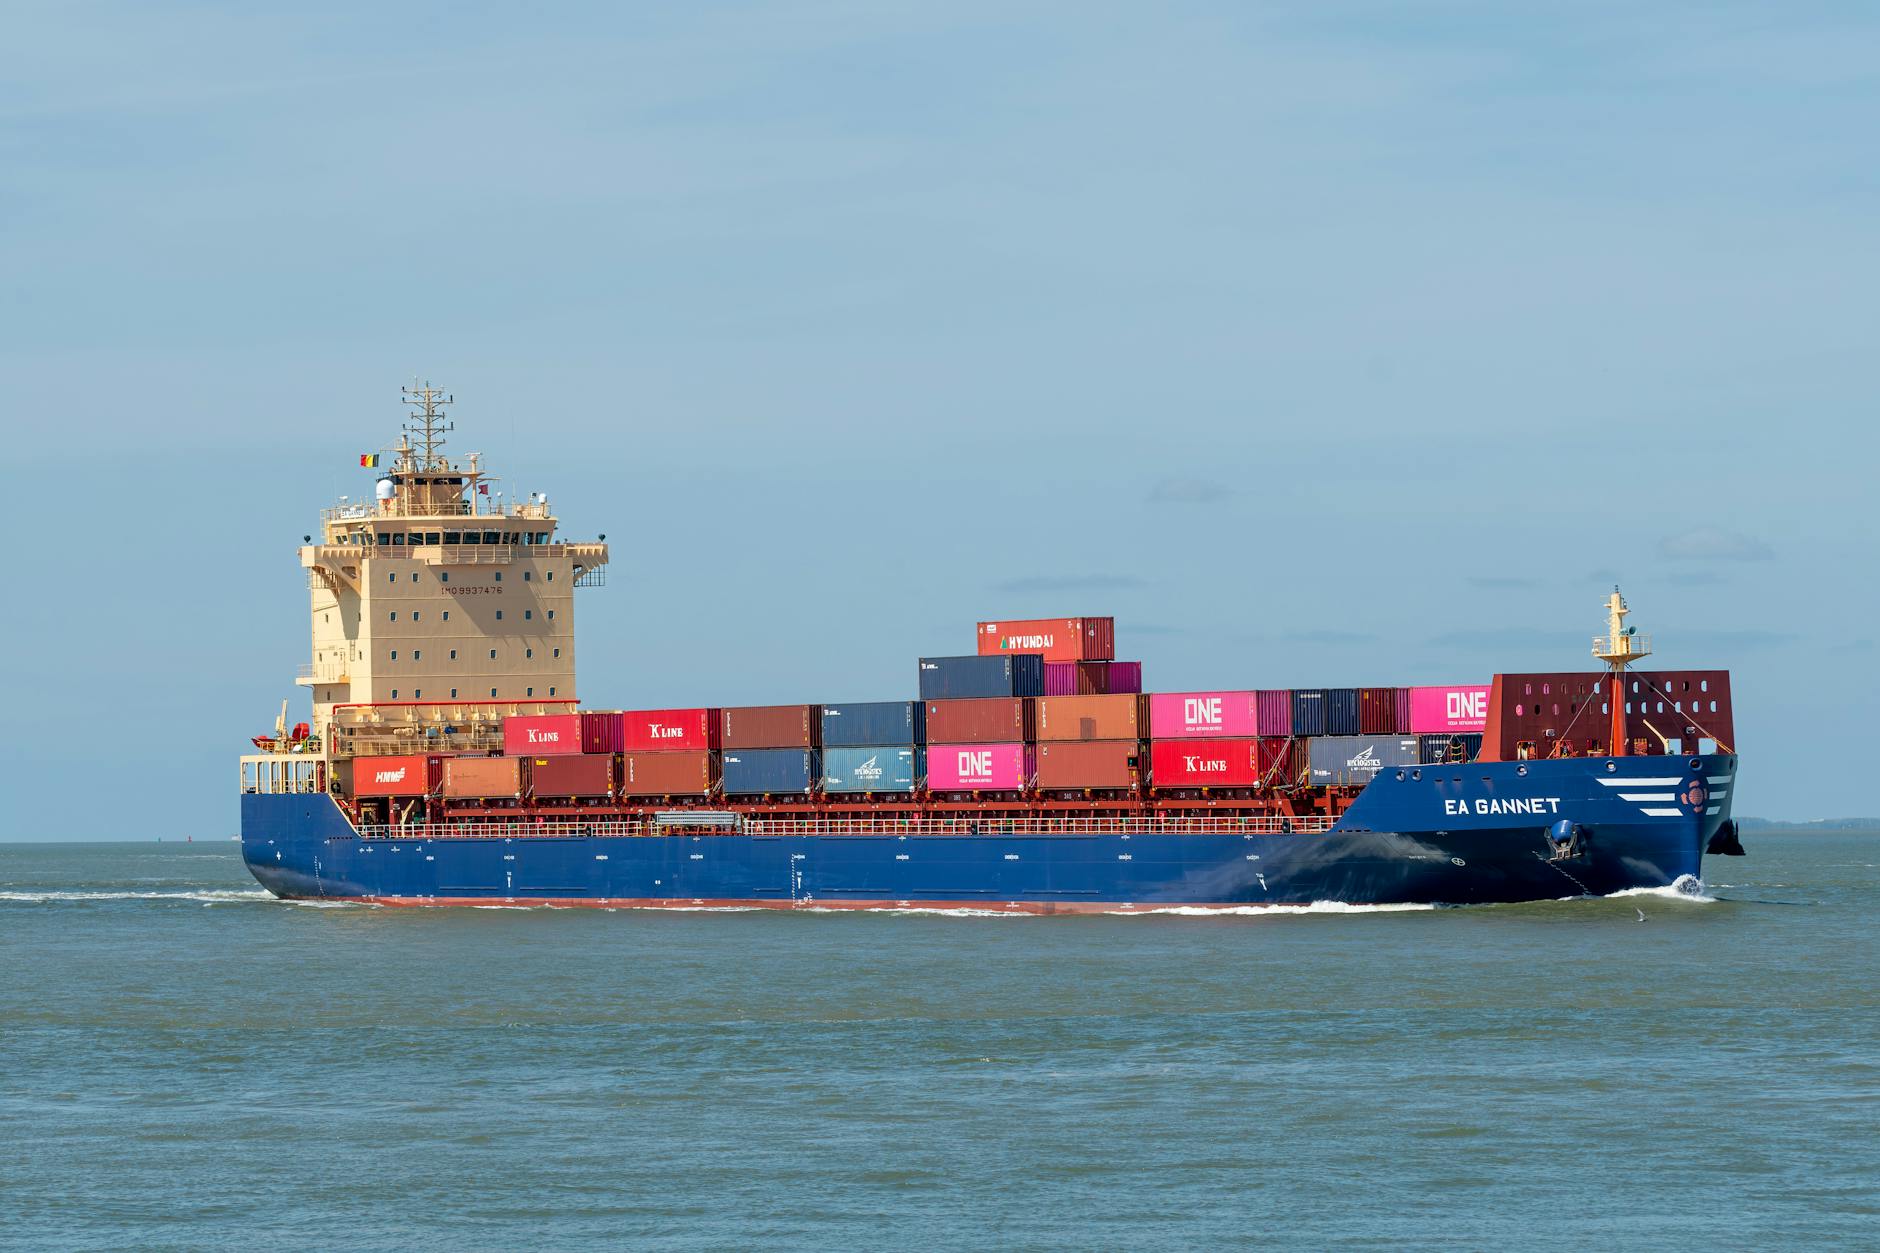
<box><xmin>821</xmin><ymin>746</ymin><xmax>922</xmax><ymax>794</ymax></box>
<box><xmin>1307</xmin><ymin>736</ymin><xmax>1420</xmax><ymax>786</ymax></box>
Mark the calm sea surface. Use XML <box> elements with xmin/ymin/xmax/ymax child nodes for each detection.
<box><xmin>2</xmin><ymin>835</ymin><xmax>1876</xmax><ymax>1249</ymax></box>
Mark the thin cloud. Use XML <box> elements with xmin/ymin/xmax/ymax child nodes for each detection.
<box><xmin>1147</xmin><ymin>477</ymin><xmax>1233</xmax><ymax>505</ymax></box>
<box><xmin>991</xmin><ymin>574</ymin><xmax>1149</xmax><ymax>593</ymax></box>
<box><xmin>1660</xmin><ymin>527</ymin><xmax>1773</xmax><ymax>562</ymax></box>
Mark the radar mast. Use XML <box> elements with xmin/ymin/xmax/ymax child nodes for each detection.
<box><xmin>1592</xmin><ymin>587</ymin><xmax>1651</xmax><ymax>756</ymax></box>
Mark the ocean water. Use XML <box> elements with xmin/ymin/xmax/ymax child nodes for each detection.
<box><xmin>2</xmin><ymin>835</ymin><xmax>1876</xmax><ymax>1249</ymax></box>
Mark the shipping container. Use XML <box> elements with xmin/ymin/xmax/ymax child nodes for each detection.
<box><xmin>1290</xmin><ymin>689</ymin><xmax>1327</xmax><ymax>737</ymax></box>
<box><xmin>926</xmin><ymin>743</ymin><xmax>1032</xmax><ymax>791</ymax></box>
<box><xmin>1149</xmin><ymin>739</ymin><xmax>1262</xmax><ymax>789</ymax></box>
<box><xmin>1255</xmin><ymin>689</ymin><xmax>1293</xmax><ymax>737</ymax></box>
<box><xmin>1035</xmin><ymin>740</ymin><xmax>1142</xmax><ymax>791</ymax></box>
<box><xmin>1418</xmin><ymin>734</ymin><xmax>1483</xmax><ymax>765</ymax></box>
<box><xmin>1394</xmin><ymin>687</ymin><xmax>1413</xmax><ymax>734</ymax></box>
<box><xmin>619</xmin><ymin>707</ymin><xmax>718</xmax><ymax>753</ymax></box>
<box><xmin>1042</xmin><ymin>660</ymin><xmax>1143</xmax><ymax>696</ymax></box>
<box><xmin>1149</xmin><ymin>690</ymin><xmax>1256</xmax><ymax>739</ymax></box>
<box><xmin>1324</xmin><ymin>688</ymin><xmax>1361</xmax><ymax>736</ymax></box>
<box><xmin>502</xmin><ymin>713</ymin><xmax>582</xmax><ymax>756</ymax></box>
<box><xmin>925</xmin><ymin>697</ymin><xmax>1034</xmax><ymax>744</ymax></box>
<box><xmin>720</xmin><ymin>704</ymin><xmax>820</xmax><ymax>750</ymax></box>
<box><xmin>619</xmin><ymin>750</ymin><xmax>716</xmax><ymax>797</ymax></box>
<box><xmin>443</xmin><ymin>755</ymin><xmax>524</xmax><ymax>799</ymax></box>
<box><xmin>1036</xmin><ymin>693</ymin><xmax>1143</xmax><ymax>742</ymax></box>
<box><xmin>1307</xmin><ymin>736</ymin><xmax>1420</xmax><ymax>787</ymax></box>
<box><xmin>918</xmin><ymin>654</ymin><xmax>1045</xmax><ymax>701</ymax></box>
<box><xmin>1408</xmin><ymin>685</ymin><xmax>1492</xmax><ymax>734</ymax></box>
<box><xmin>975</xmin><ymin>617</ymin><xmax>1114</xmax><ymax>662</ymax></box>
<box><xmin>819</xmin><ymin>701</ymin><xmax>925</xmax><ymax>748</ymax></box>
<box><xmin>722</xmin><ymin>748</ymin><xmax>820</xmax><ymax>795</ymax></box>
<box><xmin>353</xmin><ymin>754</ymin><xmax>441</xmax><ymax>797</ymax></box>
<box><xmin>1358</xmin><ymin>687</ymin><xmax>1399</xmax><ymax>736</ymax></box>
<box><xmin>579</xmin><ymin>710</ymin><xmax>623</xmax><ymax>755</ymax></box>
<box><xmin>527</xmin><ymin>753</ymin><xmax>614</xmax><ymax>799</ymax></box>
<box><xmin>821</xmin><ymin>746</ymin><xmax>922</xmax><ymax>794</ymax></box>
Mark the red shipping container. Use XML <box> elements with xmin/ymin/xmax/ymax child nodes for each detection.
<box><xmin>1254</xmin><ymin>690</ymin><xmax>1293</xmax><ymax>737</ymax></box>
<box><xmin>1394</xmin><ymin>687</ymin><xmax>1413</xmax><ymax>734</ymax></box>
<box><xmin>528</xmin><ymin>753</ymin><xmax>614</xmax><ymax>799</ymax></box>
<box><xmin>1042</xmin><ymin>660</ymin><xmax>1145</xmax><ymax>696</ymax></box>
<box><xmin>353</xmin><ymin>754</ymin><xmax>440</xmax><ymax>797</ymax></box>
<box><xmin>443</xmin><ymin>756</ymin><xmax>524</xmax><ymax>799</ymax></box>
<box><xmin>619</xmin><ymin>750</ymin><xmax>717</xmax><ymax>796</ymax></box>
<box><xmin>976</xmin><ymin>617</ymin><xmax>1114</xmax><ymax>662</ymax></box>
<box><xmin>503</xmin><ymin>713</ymin><xmax>582</xmax><ymax>756</ymax></box>
<box><xmin>580</xmin><ymin>711</ymin><xmax>623</xmax><ymax>754</ymax></box>
<box><xmin>1358</xmin><ymin>688</ymin><xmax>1398</xmax><ymax>736</ymax></box>
<box><xmin>619</xmin><ymin>708</ymin><xmax>718</xmax><ymax>753</ymax></box>
<box><xmin>1036</xmin><ymin>694</ymin><xmax>1143</xmax><ymax>742</ymax></box>
<box><xmin>926</xmin><ymin>697</ymin><xmax>1034</xmax><ymax>744</ymax></box>
<box><xmin>1036</xmin><ymin>740</ymin><xmax>1142</xmax><ymax>790</ymax></box>
<box><xmin>1150</xmin><ymin>739</ymin><xmax>1262</xmax><ymax>788</ymax></box>
<box><xmin>720</xmin><ymin>704</ymin><xmax>820</xmax><ymax>750</ymax></box>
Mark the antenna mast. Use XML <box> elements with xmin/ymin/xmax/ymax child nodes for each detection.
<box><xmin>1591</xmin><ymin>587</ymin><xmax>1651</xmax><ymax>756</ymax></box>
<box><xmin>400</xmin><ymin>382</ymin><xmax>454</xmax><ymax>473</ymax></box>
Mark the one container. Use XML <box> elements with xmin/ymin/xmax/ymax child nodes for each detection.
<box><xmin>975</xmin><ymin>617</ymin><xmax>1114</xmax><ymax>662</ymax></box>
<box><xmin>720</xmin><ymin>704</ymin><xmax>820</xmax><ymax>750</ymax></box>
<box><xmin>1036</xmin><ymin>740</ymin><xmax>1142</xmax><ymax>790</ymax></box>
<box><xmin>1254</xmin><ymin>690</ymin><xmax>1293</xmax><ymax>737</ymax></box>
<box><xmin>819</xmin><ymin>701</ymin><xmax>926</xmax><ymax>748</ymax></box>
<box><xmin>721</xmin><ymin>748</ymin><xmax>820</xmax><ymax>795</ymax></box>
<box><xmin>918</xmin><ymin>654</ymin><xmax>1045</xmax><ymax>701</ymax></box>
<box><xmin>1307</xmin><ymin>736</ymin><xmax>1420</xmax><ymax>787</ymax></box>
<box><xmin>619</xmin><ymin>750</ymin><xmax>716</xmax><ymax>797</ymax></box>
<box><xmin>1042</xmin><ymin>660</ymin><xmax>1144</xmax><ymax>696</ymax></box>
<box><xmin>353</xmin><ymin>754</ymin><xmax>440</xmax><ymax>797</ymax></box>
<box><xmin>620</xmin><ymin>708</ymin><xmax>719</xmax><ymax>753</ymax></box>
<box><xmin>1323</xmin><ymin>688</ymin><xmax>1361</xmax><ymax>736</ymax></box>
<box><xmin>1418</xmin><ymin>733</ymin><xmax>1484</xmax><ymax>765</ymax></box>
<box><xmin>502</xmin><ymin>713</ymin><xmax>582</xmax><ymax>756</ymax></box>
<box><xmin>1290</xmin><ymin>689</ymin><xmax>1327</xmax><ymax>737</ymax></box>
<box><xmin>527</xmin><ymin>753</ymin><xmax>614</xmax><ymax>799</ymax></box>
<box><xmin>443</xmin><ymin>755</ymin><xmax>524</xmax><ymax>799</ymax></box>
<box><xmin>1358</xmin><ymin>688</ymin><xmax>1399</xmax><ymax>736</ymax></box>
<box><xmin>579</xmin><ymin>710</ymin><xmax>624</xmax><ymax>755</ymax></box>
<box><xmin>925</xmin><ymin>697</ymin><xmax>1033</xmax><ymax>744</ymax></box>
<box><xmin>926</xmin><ymin>743</ymin><xmax>1032</xmax><ymax>791</ymax></box>
<box><xmin>1408</xmin><ymin>685</ymin><xmax>1492</xmax><ymax>734</ymax></box>
<box><xmin>821</xmin><ymin>746</ymin><xmax>922</xmax><ymax>794</ymax></box>
<box><xmin>1149</xmin><ymin>739</ymin><xmax>1261</xmax><ymax>788</ymax></box>
<box><xmin>1149</xmin><ymin>690</ymin><xmax>1256</xmax><ymax>740</ymax></box>
<box><xmin>1036</xmin><ymin>693</ymin><xmax>1143</xmax><ymax>742</ymax></box>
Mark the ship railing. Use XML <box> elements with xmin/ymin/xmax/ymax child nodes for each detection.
<box><xmin>350</xmin><ymin>813</ymin><xmax>1336</xmax><ymax>841</ymax></box>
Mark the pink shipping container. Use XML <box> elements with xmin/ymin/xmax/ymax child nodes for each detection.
<box><xmin>503</xmin><ymin>714</ymin><xmax>582</xmax><ymax>756</ymax></box>
<box><xmin>1254</xmin><ymin>690</ymin><xmax>1293</xmax><ymax>737</ymax></box>
<box><xmin>580</xmin><ymin>711</ymin><xmax>623</xmax><ymax>754</ymax></box>
<box><xmin>1043</xmin><ymin>661</ymin><xmax>1144</xmax><ymax>696</ymax></box>
<box><xmin>926</xmin><ymin>743</ymin><xmax>1033</xmax><ymax>791</ymax></box>
<box><xmin>1149</xmin><ymin>691</ymin><xmax>1257</xmax><ymax>739</ymax></box>
<box><xmin>619</xmin><ymin>708</ymin><xmax>718</xmax><ymax>753</ymax></box>
<box><xmin>1409</xmin><ymin>685</ymin><xmax>1492</xmax><ymax>733</ymax></box>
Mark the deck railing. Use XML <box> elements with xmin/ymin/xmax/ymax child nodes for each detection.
<box><xmin>351</xmin><ymin>813</ymin><xmax>1335</xmax><ymax>842</ymax></box>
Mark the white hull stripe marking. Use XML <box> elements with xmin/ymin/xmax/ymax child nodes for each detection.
<box><xmin>1707</xmin><ymin>775</ymin><xmax>1731</xmax><ymax>785</ymax></box>
<box><xmin>1706</xmin><ymin>806</ymin><xmax>1721</xmax><ymax>814</ymax></box>
<box><xmin>1640</xmin><ymin>807</ymin><xmax>1685</xmax><ymax>817</ymax></box>
<box><xmin>1596</xmin><ymin>777</ymin><xmax>1681</xmax><ymax>787</ymax></box>
<box><xmin>1618</xmin><ymin>792</ymin><xmax>1675</xmax><ymax>801</ymax></box>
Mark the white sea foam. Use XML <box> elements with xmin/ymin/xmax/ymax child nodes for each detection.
<box><xmin>0</xmin><ymin>889</ymin><xmax>274</xmax><ymax>904</ymax></box>
<box><xmin>1605</xmin><ymin>874</ymin><xmax>1716</xmax><ymax>903</ymax></box>
<box><xmin>1119</xmin><ymin>901</ymin><xmax>1440</xmax><ymax>917</ymax></box>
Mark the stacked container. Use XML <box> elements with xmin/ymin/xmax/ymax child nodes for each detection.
<box><xmin>821</xmin><ymin>700</ymin><xmax>925</xmax><ymax>796</ymax></box>
<box><xmin>918</xmin><ymin>655</ymin><xmax>1045</xmax><ymax>701</ymax></box>
<box><xmin>1408</xmin><ymin>685</ymin><xmax>1492</xmax><ymax>734</ymax></box>
<box><xmin>976</xmin><ymin>617</ymin><xmax>1114</xmax><ymax>662</ymax></box>
<box><xmin>528</xmin><ymin>753</ymin><xmax>615</xmax><ymax>800</ymax></box>
<box><xmin>1036</xmin><ymin>741</ymin><xmax>1140</xmax><ymax>791</ymax></box>
<box><xmin>1290</xmin><ymin>689</ymin><xmax>1327</xmax><ymax>737</ymax></box>
<box><xmin>443</xmin><ymin>756</ymin><xmax>524</xmax><ymax>800</ymax></box>
<box><xmin>1307</xmin><ymin>736</ymin><xmax>1420</xmax><ymax>787</ymax></box>
<box><xmin>1150</xmin><ymin>691</ymin><xmax>1256</xmax><ymax>740</ymax></box>
<box><xmin>1323</xmin><ymin>689</ymin><xmax>1361</xmax><ymax>736</ymax></box>
<box><xmin>502</xmin><ymin>714</ymin><xmax>581</xmax><ymax>756</ymax></box>
<box><xmin>720</xmin><ymin>704</ymin><xmax>821</xmax><ymax>796</ymax></box>
<box><xmin>353</xmin><ymin>754</ymin><xmax>443</xmax><ymax>797</ymax></box>
<box><xmin>1358</xmin><ymin>688</ymin><xmax>1400</xmax><ymax>736</ymax></box>
<box><xmin>1042</xmin><ymin>660</ymin><xmax>1143</xmax><ymax>696</ymax></box>
<box><xmin>927</xmin><ymin>743</ymin><xmax>1032</xmax><ymax>792</ymax></box>
<box><xmin>1254</xmin><ymin>690</ymin><xmax>1293</xmax><ymax>737</ymax></box>
<box><xmin>616</xmin><ymin>707</ymin><xmax>719</xmax><ymax>798</ymax></box>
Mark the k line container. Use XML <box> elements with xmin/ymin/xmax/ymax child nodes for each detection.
<box><xmin>720</xmin><ymin>704</ymin><xmax>821</xmax><ymax>750</ymax></box>
<box><xmin>527</xmin><ymin>753</ymin><xmax>614</xmax><ymax>799</ymax></box>
<box><xmin>918</xmin><ymin>654</ymin><xmax>1045</xmax><ymax>701</ymax></box>
<box><xmin>1255</xmin><ymin>690</ymin><xmax>1293</xmax><ymax>737</ymax></box>
<box><xmin>442</xmin><ymin>755</ymin><xmax>524</xmax><ymax>799</ymax></box>
<box><xmin>1035</xmin><ymin>740</ymin><xmax>1141</xmax><ymax>790</ymax></box>
<box><xmin>619</xmin><ymin>708</ymin><xmax>718</xmax><ymax>753</ymax></box>
<box><xmin>1290</xmin><ymin>689</ymin><xmax>1327</xmax><ymax>737</ymax></box>
<box><xmin>819</xmin><ymin>701</ymin><xmax>925</xmax><ymax>748</ymax></box>
<box><xmin>976</xmin><ymin>617</ymin><xmax>1115</xmax><ymax>662</ymax></box>
<box><xmin>1358</xmin><ymin>688</ymin><xmax>1400</xmax><ymax>736</ymax></box>
<box><xmin>579</xmin><ymin>711</ymin><xmax>623</xmax><ymax>755</ymax></box>
<box><xmin>619</xmin><ymin>750</ymin><xmax>716</xmax><ymax>796</ymax></box>
<box><xmin>925</xmin><ymin>697</ymin><xmax>1033</xmax><ymax>744</ymax></box>
<box><xmin>1042</xmin><ymin>661</ymin><xmax>1143</xmax><ymax>696</ymax></box>
<box><xmin>1418</xmin><ymin>733</ymin><xmax>1484</xmax><ymax>764</ymax></box>
<box><xmin>1324</xmin><ymin>688</ymin><xmax>1361</xmax><ymax>736</ymax></box>
<box><xmin>1409</xmin><ymin>685</ymin><xmax>1492</xmax><ymax>733</ymax></box>
<box><xmin>1149</xmin><ymin>739</ymin><xmax>1262</xmax><ymax>789</ymax></box>
<box><xmin>1149</xmin><ymin>690</ymin><xmax>1257</xmax><ymax>739</ymax></box>
<box><xmin>1036</xmin><ymin>694</ymin><xmax>1143</xmax><ymax>742</ymax></box>
<box><xmin>1307</xmin><ymin>736</ymin><xmax>1420</xmax><ymax>787</ymax></box>
<box><xmin>721</xmin><ymin>748</ymin><xmax>820</xmax><ymax>795</ymax></box>
<box><xmin>353</xmin><ymin>754</ymin><xmax>441</xmax><ymax>797</ymax></box>
<box><xmin>502</xmin><ymin>713</ymin><xmax>582</xmax><ymax>756</ymax></box>
<box><xmin>926</xmin><ymin>743</ymin><xmax>1032</xmax><ymax>791</ymax></box>
<box><xmin>821</xmin><ymin>746</ymin><xmax>922</xmax><ymax>793</ymax></box>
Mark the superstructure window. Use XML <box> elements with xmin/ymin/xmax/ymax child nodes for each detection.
<box><xmin>553</xmin><ymin>648</ymin><xmax>560</xmax><ymax>658</ymax></box>
<box><xmin>524</xmin><ymin>610</ymin><xmax>532</xmax><ymax>621</ymax></box>
<box><xmin>526</xmin><ymin>648</ymin><xmax>533</xmax><ymax>658</ymax></box>
<box><xmin>523</xmin><ymin>571</ymin><xmax>531</xmax><ymax>582</ymax></box>
<box><xmin>450</xmin><ymin>649</ymin><xmax>457</xmax><ymax>659</ymax></box>
<box><xmin>549</xmin><ymin>687</ymin><xmax>556</xmax><ymax>696</ymax></box>
<box><xmin>495</xmin><ymin>611</ymin><xmax>503</xmax><ymax>621</ymax></box>
<box><xmin>490</xmin><ymin>688</ymin><xmax>498</xmax><ymax>697</ymax></box>
<box><xmin>391</xmin><ymin>689</ymin><xmax>399</xmax><ymax>699</ymax></box>
<box><xmin>494</xmin><ymin>572</ymin><xmax>503</xmax><ymax>582</ymax></box>
<box><xmin>389</xmin><ymin>612</ymin><xmax>397</xmax><ymax>621</ymax></box>
<box><xmin>413</xmin><ymin>690</ymin><xmax>421</xmax><ymax>699</ymax></box>
<box><xmin>390</xmin><ymin>650</ymin><xmax>398</xmax><ymax>660</ymax></box>
<box><xmin>442</xmin><ymin>611</ymin><xmax>449</xmax><ymax>621</ymax></box>
<box><xmin>546</xmin><ymin>610</ymin><xmax>555</xmax><ymax>620</ymax></box>
<box><xmin>450</xmin><ymin>688</ymin><xmax>458</xmax><ymax>698</ymax></box>
<box><xmin>411</xmin><ymin>573</ymin><xmax>419</xmax><ymax>582</ymax></box>
<box><xmin>445</xmin><ymin>532</ymin><xmax>461</xmax><ymax>544</ymax></box>
<box><xmin>527</xmin><ymin>687</ymin><xmax>534</xmax><ymax>697</ymax></box>
<box><xmin>440</xmin><ymin>573</ymin><xmax>448</xmax><ymax>583</ymax></box>
<box><xmin>412</xmin><ymin>650</ymin><xmax>421</xmax><ymax>661</ymax></box>
<box><xmin>547</xmin><ymin>571</ymin><xmax>554</xmax><ymax>582</ymax></box>
<box><xmin>489</xmin><ymin>649</ymin><xmax>497</xmax><ymax>659</ymax></box>
<box><xmin>483</xmin><ymin>531</ymin><xmax>499</xmax><ymax>543</ymax></box>
<box><xmin>412</xmin><ymin>611</ymin><xmax>420</xmax><ymax>621</ymax></box>
<box><xmin>388</xmin><ymin>573</ymin><xmax>396</xmax><ymax>584</ymax></box>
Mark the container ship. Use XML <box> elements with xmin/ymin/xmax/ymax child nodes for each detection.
<box><xmin>240</xmin><ymin>388</ymin><xmax>1745</xmax><ymax>911</ymax></box>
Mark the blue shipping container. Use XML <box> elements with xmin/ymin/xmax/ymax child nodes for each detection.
<box><xmin>721</xmin><ymin>749</ymin><xmax>820</xmax><ymax>795</ymax></box>
<box><xmin>1418</xmin><ymin>733</ymin><xmax>1484</xmax><ymax>765</ymax></box>
<box><xmin>1324</xmin><ymin>688</ymin><xmax>1361</xmax><ymax>736</ymax></box>
<box><xmin>822</xmin><ymin>746</ymin><xmax>922</xmax><ymax>793</ymax></box>
<box><xmin>820</xmin><ymin>700</ymin><xmax>926</xmax><ymax>747</ymax></box>
<box><xmin>1291</xmin><ymin>689</ymin><xmax>1327</xmax><ymax>737</ymax></box>
<box><xmin>918</xmin><ymin>655</ymin><xmax>1045</xmax><ymax>701</ymax></box>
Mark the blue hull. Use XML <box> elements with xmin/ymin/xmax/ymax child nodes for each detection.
<box><xmin>242</xmin><ymin>755</ymin><xmax>1736</xmax><ymax>909</ymax></box>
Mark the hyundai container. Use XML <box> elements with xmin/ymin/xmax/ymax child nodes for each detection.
<box><xmin>975</xmin><ymin>617</ymin><xmax>1114</xmax><ymax>662</ymax></box>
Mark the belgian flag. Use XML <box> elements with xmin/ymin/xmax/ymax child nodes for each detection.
<box><xmin>360</xmin><ymin>453</ymin><xmax>379</xmax><ymax>467</ymax></box>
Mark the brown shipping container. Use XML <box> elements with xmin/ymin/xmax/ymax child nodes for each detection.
<box><xmin>1358</xmin><ymin>688</ymin><xmax>1398</xmax><ymax>736</ymax></box>
<box><xmin>528</xmin><ymin>753</ymin><xmax>614</xmax><ymax>799</ymax></box>
<box><xmin>719</xmin><ymin>704</ymin><xmax>821</xmax><ymax>750</ymax></box>
<box><xmin>925</xmin><ymin>697</ymin><xmax>1034</xmax><ymax>744</ymax></box>
<box><xmin>620</xmin><ymin>750</ymin><xmax>717</xmax><ymax>796</ymax></box>
<box><xmin>1036</xmin><ymin>740</ymin><xmax>1142</xmax><ymax>790</ymax></box>
<box><xmin>1036</xmin><ymin>693</ymin><xmax>1144</xmax><ymax>742</ymax></box>
<box><xmin>442</xmin><ymin>756</ymin><xmax>524</xmax><ymax>799</ymax></box>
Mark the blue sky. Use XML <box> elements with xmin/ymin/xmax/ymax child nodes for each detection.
<box><xmin>3</xmin><ymin>1</ymin><xmax>1874</xmax><ymax>834</ymax></box>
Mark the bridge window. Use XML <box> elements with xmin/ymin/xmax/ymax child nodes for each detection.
<box><xmin>483</xmin><ymin>531</ymin><xmax>499</xmax><ymax>543</ymax></box>
<box><xmin>464</xmin><ymin>531</ymin><xmax>480</xmax><ymax>545</ymax></box>
<box><xmin>445</xmin><ymin>532</ymin><xmax>461</xmax><ymax>544</ymax></box>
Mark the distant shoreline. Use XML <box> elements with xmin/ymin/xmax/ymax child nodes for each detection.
<box><xmin>1736</xmin><ymin>818</ymin><xmax>1879</xmax><ymax>834</ymax></box>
